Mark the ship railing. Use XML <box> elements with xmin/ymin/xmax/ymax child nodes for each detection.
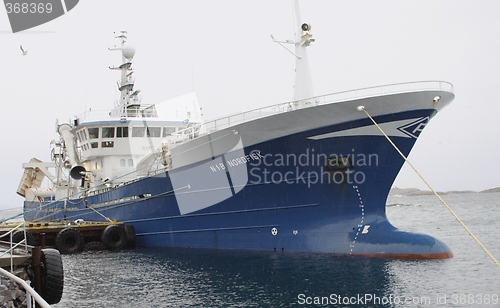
<box><xmin>0</xmin><ymin>267</ymin><xmax>51</xmax><ymax>308</ymax></box>
<box><xmin>0</xmin><ymin>222</ymin><xmax>29</xmax><ymax>271</ymax></box>
<box><xmin>173</xmin><ymin>80</ymin><xmax>453</xmax><ymax>142</ymax></box>
<box><xmin>79</xmin><ymin>106</ymin><xmax>194</xmax><ymax>122</ymax></box>
<box><xmin>0</xmin><ymin>223</ymin><xmax>51</xmax><ymax>307</ymax></box>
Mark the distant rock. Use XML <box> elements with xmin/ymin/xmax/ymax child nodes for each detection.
<box><xmin>405</xmin><ymin>190</ymin><xmax>438</xmax><ymax>196</ymax></box>
<box><xmin>445</xmin><ymin>190</ymin><xmax>476</xmax><ymax>194</ymax></box>
<box><xmin>389</xmin><ymin>188</ymin><xmax>420</xmax><ymax>196</ymax></box>
<box><xmin>389</xmin><ymin>188</ymin><xmax>438</xmax><ymax>196</ymax></box>
<box><xmin>389</xmin><ymin>188</ymin><xmax>477</xmax><ymax>196</ymax></box>
<box><xmin>480</xmin><ymin>187</ymin><xmax>500</xmax><ymax>193</ymax></box>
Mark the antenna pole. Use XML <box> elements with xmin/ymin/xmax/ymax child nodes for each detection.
<box><xmin>108</xmin><ymin>32</ymin><xmax>137</xmax><ymax>117</ymax></box>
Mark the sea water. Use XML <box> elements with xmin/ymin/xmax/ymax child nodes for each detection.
<box><xmin>7</xmin><ymin>192</ymin><xmax>500</xmax><ymax>307</ymax></box>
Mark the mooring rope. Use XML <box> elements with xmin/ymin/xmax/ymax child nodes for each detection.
<box><xmin>86</xmin><ymin>203</ymin><xmax>113</xmax><ymax>223</ymax></box>
<box><xmin>358</xmin><ymin>105</ymin><xmax>500</xmax><ymax>268</ymax></box>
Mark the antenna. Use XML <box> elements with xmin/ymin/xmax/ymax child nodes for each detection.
<box><xmin>270</xmin><ymin>35</ymin><xmax>300</xmax><ymax>59</ymax></box>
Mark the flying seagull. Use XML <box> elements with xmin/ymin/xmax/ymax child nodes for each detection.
<box><xmin>20</xmin><ymin>45</ymin><xmax>28</xmax><ymax>55</ymax></box>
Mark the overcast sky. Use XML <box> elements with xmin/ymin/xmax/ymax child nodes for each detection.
<box><xmin>0</xmin><ymin>1</ymin><xmax>499</xmax><ymax>209</ymax></box>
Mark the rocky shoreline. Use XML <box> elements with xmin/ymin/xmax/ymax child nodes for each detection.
<box><xmin>0</xmin><ymin>269</ymin><xmax>29</xmax><ymax>308</ymax></box>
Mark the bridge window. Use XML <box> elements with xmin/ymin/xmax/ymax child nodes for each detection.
<box><xmin>79</xmin><ymin>129</ymin><xmax>88</xmax><ymax>141</ymax></box>
<box><xmin>102</xmin><ymin>141</ymin><xmax>114</xmax><ymax>148</ymax></box>
<box><xmin>88</xmin><ymin>128</ymin><xmax>99</xmax><ymax>139</ymax></box>
<box><xmin>147</xmin><ymin>127</ymin><xmax>161</xmax><ymax>137</ymax></box>
<box><xmin>117</xmin><ymin>127</ymin><xmax>129</xmax><ymax>138</ymax></box>
<box><xmin>162</xmin><ymin>127</ymin><xmax>176</xmax><ymax>137</ymax></box>
<box><xmin>102</xmin><ymin>127</ymin><xmax>115</xmax><ymax>138</ymax></box>
<box><xmin>90</xmin><ymin>142</ymin><xmax>98</xmax><ymax>148</ymax></box>
<box><xmin>76</xmin><ymin>131</ymin><xmax>82</xmax><ymax>142</ymax></box>
<box><xmin>132</xmin><ymin>127</ymin><xmax>145</xmax><ymax>137</ymax></box>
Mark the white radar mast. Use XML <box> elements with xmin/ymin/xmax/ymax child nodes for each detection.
<box><xmin>108</xmin><ymin>31</ymin><xmax>140</xmax><ymax>117</ymax></box>
<box><xmin>272</xmin><ymin>0</ymin><xmax>315</xmax><ymax>108</ymax></box>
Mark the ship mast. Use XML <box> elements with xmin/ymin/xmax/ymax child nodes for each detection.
<box><xmin>272</xmin><ymin>0</ymin><xmax>315</xmax><ymax>109</ymax></box>
<box><xmin>108</xmin><ymin>31</ymin><xmax>140</xmax><ymax>117</ymax></box>
<box><xmin>291</xmin><ymin>0</ymin><xmax>315</xmax><ymax>104</ymax></box>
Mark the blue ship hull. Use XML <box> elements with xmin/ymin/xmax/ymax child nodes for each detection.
<box><xmin>24</xmin><ymin>103</ymin><xmax>453</xmax><ymax>259</ymax></box>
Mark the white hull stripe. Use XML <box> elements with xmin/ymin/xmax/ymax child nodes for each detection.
<box><xmin>307</xmin><ymin>117</ymin><xmax>430</xmax><ymax>140</ymax></box>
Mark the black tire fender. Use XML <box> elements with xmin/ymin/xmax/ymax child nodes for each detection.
<box><xmin>101</xmin><ymin>225</ymin><xmax>128</xmax><ymax>251</ymax></box>
<box><xmin>11</xmin><ymin>230</ymin><xmax>37</xmax><ymax>246</ymax></box>
<box><xmin>124</xmin><ymin>224</ymin><xmax>136</xmax><ymax>248</ymax></box>
<box><xmin>41</xmin><ymin>248</ymin><xmax>64</xmax><ymax>304</ymax></box>
<box><xmin>82</xmin><ymin>241</ymin><xmax>107</xmax><ymax>252</ymax></box>
<box><xmin>55</xmin><ymin>227</ymin><xmax>84</xmax><ymax>254</ymax></box>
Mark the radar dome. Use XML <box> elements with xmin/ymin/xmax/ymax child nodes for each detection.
<box><xmin>122</xmin><ymin>45</ymin><xmax>136</xmax><ymax>60</ymax></box>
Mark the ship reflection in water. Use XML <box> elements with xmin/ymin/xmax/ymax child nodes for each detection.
<box><xmin>60</xmin><ymin>248</ymin><xmax>401</xmax><ymax>307</ymax></box>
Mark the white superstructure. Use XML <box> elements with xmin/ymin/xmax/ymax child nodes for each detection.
<box><xmin>18</xmin><ymin>31</ymin><xmax>203</xmax><ymax>202</ymax></box>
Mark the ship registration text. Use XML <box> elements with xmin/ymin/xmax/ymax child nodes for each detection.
<box><xmin>210</xmin><ymin>151</ymin><xmax>263</xmax><ymax>172</ymax></box>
